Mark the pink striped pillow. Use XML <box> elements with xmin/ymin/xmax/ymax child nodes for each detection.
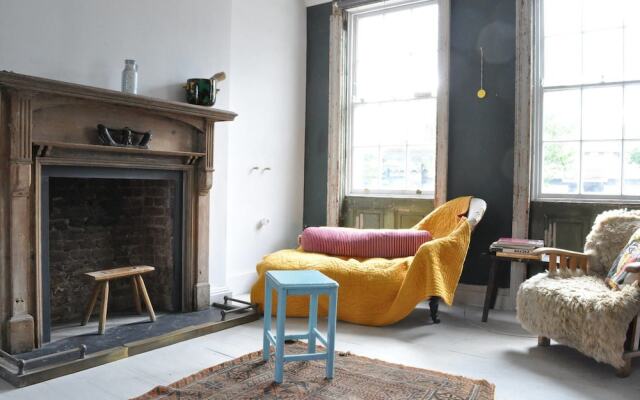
<box><xmin>300</xmin><ymin>227</ymin><xmax>432</xmax><ymax>258</ymax></box>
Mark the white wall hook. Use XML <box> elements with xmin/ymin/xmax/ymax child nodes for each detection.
<box><xmin>262</xmin><ymin>167</ymin><xmax>272</xmax><ymax>173</ymax></box>
<box><xmin>249</xmin><ymin>166</ymin><xmax>260</xmax><ymax>173</ymax></box>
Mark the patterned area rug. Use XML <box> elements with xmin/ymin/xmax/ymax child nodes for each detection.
<box><xmin>133</xmin><ymin>342</ymin><xmax>495</xmax><ymax>399</ymax></box>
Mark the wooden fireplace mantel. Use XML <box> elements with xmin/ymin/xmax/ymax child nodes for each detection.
<box><xmin>0</xmin><ymin>72</ymin><xmax>237</xmax><ymax>121</ymax></box>
<box><xmin>0</xmin><ymin>72</ymin><xmax>236</xmax><ymax>353</ymax></box>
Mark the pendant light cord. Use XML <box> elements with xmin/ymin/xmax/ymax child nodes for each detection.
<box><xmin>480</xmin><ymin>47</ymin><xmax>484</xmax><ymax>89</ymax></box>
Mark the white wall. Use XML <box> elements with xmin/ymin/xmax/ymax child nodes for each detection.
<box><xmin>0</xmin><ymin>0</ymin><xmax>307</xmax><ymax>298</ymax></box>
<box><xmin>0</xmin><ymin>0</ymin><xmax>232</xmax><ymax>102</ymax></box>
<box><xmin>226</xmin><ymin>0</ymin><xmax>307</xmax><ymax>294</ymax></box>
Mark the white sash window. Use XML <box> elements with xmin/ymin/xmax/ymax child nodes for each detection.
<box><xmin>533</xmin><ymin>0</ymin><xmax>640</xmax><ymax>200</ymax></box>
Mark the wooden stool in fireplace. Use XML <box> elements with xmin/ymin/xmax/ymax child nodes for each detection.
<box><xmin>81</xmin><ymin>266</ymin><xmax>156</xmax><ymax>334</ymax></box>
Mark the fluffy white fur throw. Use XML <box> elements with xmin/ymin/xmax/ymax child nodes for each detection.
<box><xmin>517</xmin><ymin>209</ymin><xmax>640</xmax><ymax>369</ymax></box>
<box><xmin>518</xmin><ymin>273</ymin><xmax>640</xmax><ymax>368</ymax></box>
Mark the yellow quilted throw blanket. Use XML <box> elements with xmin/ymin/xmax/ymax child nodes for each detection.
<box><xmin>250</xmin><ymin>196</ymin><xmax>472</xmax><ymax>326</ymax></box>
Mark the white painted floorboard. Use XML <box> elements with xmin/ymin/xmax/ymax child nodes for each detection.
<box><xmin>0</xmin><ymin>304</ymin><xmax>638</xmax><ymax>400</ymax></box>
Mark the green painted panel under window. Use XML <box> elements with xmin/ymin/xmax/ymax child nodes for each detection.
<box><xmin>342</xmin><ymin>197</ymin><xmax>435</xmax><ymax>229</ymax></box>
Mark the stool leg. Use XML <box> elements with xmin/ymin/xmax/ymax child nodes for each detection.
<box><xmin>275</xmin><ymin>288</ymin><xmax>287</xmax><ymax>384</ymax></box>
<box><xmin>98</xmin><ymin>281</ymin><xmax>109</xmax><ymax>335</ymax></box>
<box><xmin>326</xmin><ymin>289</ymin><xmax>338</xmax><ymax>379</ymax></box>
<box><xmin>136</xmin><ymin>275</ymin><xmax>156</xmax><ymax>322</ymax></box>
<box><xmin>131</xmin><ymin>276</ymin><xmax>142</xmax><ymax>314</ymax></box>
<box><xmin>308</xmin><ymin>293</ymin><xmax>319</xmax><ymax>354</ymax></box>
<box><xmin>82</xmin><ymin>283</ymin><xmax>101</xmax><ymax>326</ymax></box>
<box><xmin>263</xmin><ymin>279</ymin><xmax>272</xmax><ymax>361</ymax></box>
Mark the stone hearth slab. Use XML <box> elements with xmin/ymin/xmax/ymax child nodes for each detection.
<box><xmin>0</xmin><ymin>308</ymin><xmax>258</xmax><ymax>388</ymax></box>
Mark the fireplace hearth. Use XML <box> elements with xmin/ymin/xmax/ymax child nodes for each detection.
<box><xmin>0</xmin><ymin>72</ymin><xmax>239</xmax><ymax>356</ymax></box>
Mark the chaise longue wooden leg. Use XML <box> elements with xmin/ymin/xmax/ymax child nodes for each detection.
<box><xmin>429</xmin><ymin>297</ymin><xmax>440</xmax><ymax>324</ymax></box>
<box><xmin>538</xmin><ymin>336</ymin><xmax>551</xmax><ymax>347</ymax></box>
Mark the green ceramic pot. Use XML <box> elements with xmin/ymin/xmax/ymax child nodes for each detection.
<box><xmin>184</xmin><ymin>78</ymin><xmax>219</xmax><ymax>106</ymax></box>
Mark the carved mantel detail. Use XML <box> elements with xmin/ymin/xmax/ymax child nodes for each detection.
<box><xmin>0</xmin><ymin>72</ymin><xmax>236</xmax><ymax>353</ymax></box>
<box><xmin>199</xmin><ymin>119</ymin><xmax>215</xmax><ymax>194</ymax></box>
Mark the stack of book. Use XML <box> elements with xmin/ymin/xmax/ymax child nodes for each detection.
<box><xmin>490</xmin><ymin>238</ymin><xmax>544</xmax><ymax>260</ymax></box>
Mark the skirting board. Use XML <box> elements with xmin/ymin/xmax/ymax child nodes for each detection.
<box><xmin>454</xmin><ymin>284</ymin><xmax>512</xmax><ymax>311</ymax></box>
<box><xmin>222</xmin><ymin>275</ymin><xmax>513</xmax><ymax>310</ymax></box>
<box><xmin>227</xmin><ymin>271</ymin><xmax>258</xmax><ymax>296</ymax></box>
<box><xmin>210</xmin><ymin>285</ymin><xmax>232</xmax><ymax>304</ymax></box>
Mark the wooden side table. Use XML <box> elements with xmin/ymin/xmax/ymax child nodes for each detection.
<box><xmin>81</xmin><ymin>265</ymin><xmax>156</xmax><ymax>334</ymax></box>
<box><xmin>482</xmin><ymin>253</ymin><xmax>547</xmax><ymax>322</ymax></box>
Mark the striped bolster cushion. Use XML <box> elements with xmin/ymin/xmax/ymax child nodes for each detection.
<box><xmin>300</xmin><ymin>227</ymin><xmax>432</xmax><ymax>258</ymax></box>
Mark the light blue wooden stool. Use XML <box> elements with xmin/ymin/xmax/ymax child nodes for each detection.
<box><xmin>263</xmin><ymin>270</ymin><xmax>339</xmax><ymax>384</ymax></box>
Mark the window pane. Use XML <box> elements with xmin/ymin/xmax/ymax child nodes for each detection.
<box><xmin>354</xmin><ymin>4</ymin><xmax>437</xmax><ymax>102</ymax></box>
<box><xmin>582</xmin><ymin>86</ymin><xmax>623</xmax><ymax>140</ymax></box>
<box><xmin>623</xmin><ymin>140</ymin><xmax>640</xmax><ymax>195</ymax></box>
<box><xmin>625</xmin><ymin>85</ymin><xmax>640</xmax><ymax>139</ymax></box>
<box><xmin>624</xmin><ymin>27</ymin><xmax>640</xmax><ymax>80</ymax></box>
<box><xmin>352</xmin><ymin>147</ymin><xmax>378</xmax><ymax>191</ymax></box>
<box><xmin>583</xmin><ymin>0</ymin><xmax>623</xmax><ymax>31</ymax></box>
<box><xmin>543</xmin><ymin>0</ymin><xmax>581</xmax><ymax>36</ymax></box>
<box><xmin>380</xmin><ymin>147</ymin><xmax>406</xmax><ymax>191</ymax></box>
<box><xmin>582</xmin><ymin>29</ymin><xmax>623</xmax><ymax>83</ymax></box>
<box><xmin>581</xmin><ymin>141</ymin><xmax>622</xmax><ymax>195</ymax></box>
<box><xmin>352</xmin><ymin>99</ymin><xmax>435</xmax><ymax>148</ymax></box>
<box><xmin>543</xmin><ymin>34</ymin><xmax>582</xmax><ymax>86</ymax></box>
<box><xmin>407</xmin><ymin>146</ymin><xmax>435</xmax><ymax>192</ymax></box>
<box><xmin>377</xmin><ymin>100</ymin><xmax>435</xmax><ymax>146</ymax></box>
<box><xmin>543</xmin><ymin>89</ymin><xmax>581</xmax><ymax>141</ymax></box>
<box><xmin>624</xmin><ymin>0</ymin><xmax>640</xmax><ymax>27</ymax></box>
<box><xmin>541</xmin><ymin>142</ymin><xmax>580</xmax><ymax>194</ymax></box>
<box><xmin>403</xmin><ymin>5</ymin><xmax>438</xmax><ymax>97</ymax></box>
<box><xmin>353</xmin><ymin>14</ymin><xmax>383</xmax><ymax>102</ymax></box>
<box><xmin>404</xmin><ymin>99</ymin><xmax>437</xmax><ymax>146</ymax></box>
<box><xmin>352</xmin><ymin>104</ymin><xmax>381</xmax><ymax>147</ymax></box>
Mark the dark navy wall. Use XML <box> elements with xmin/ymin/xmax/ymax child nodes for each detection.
<box><xmin>303</xmin><ymin>3</ymin><xmax>332</xmax><ymax>228</ymax></box>
<box><xmin>303</xmin><ymin>0</ymin><xmax>516</xmax><ymax>286</ymax></box>
<box><xmin>449</xmin><ymin>0</ymin><xmax>515</xmax><ymax>286</ymax></box>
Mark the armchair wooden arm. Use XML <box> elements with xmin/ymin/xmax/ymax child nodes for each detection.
<box><xmin>532</xmin><ymin>247</ymin><xmax>589</xmax><ymax>274</ymax></box>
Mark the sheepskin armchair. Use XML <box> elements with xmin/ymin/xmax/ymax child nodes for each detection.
<box><xmin>517</xmin><ymin>209</ymin><xmax>640</xmax><ymax>377</ymax></box>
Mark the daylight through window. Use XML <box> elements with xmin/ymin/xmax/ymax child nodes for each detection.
<box><xmin>346</xmin><ymin>0</ymin><xmax>438</xmax><ymax>197</ymax></box>
<box><xmin>534</xmin><ymin>0</ymin><xmax>640</xmax><ymax>200</ymax></box>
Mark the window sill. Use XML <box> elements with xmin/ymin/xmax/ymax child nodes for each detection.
<box><xmin>532</xmin><ymin>197</ymin><xmax>640</xmax><ymax>205</ymax></box>
<box><xmin>346</xmin><ymin>193</ymin><xmax>435</xmax><ymax>200</ymax></box>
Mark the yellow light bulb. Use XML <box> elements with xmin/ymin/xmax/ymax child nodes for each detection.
<box><xmin>477</xmin><ymin>88</ymin><xmax>486</xmax><ymax>99</ymax></box>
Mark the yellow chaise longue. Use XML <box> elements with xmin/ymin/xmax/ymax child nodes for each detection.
<box><xmin>250</xmin><ymin>196</ymin><xmax>487</xmax><ymax>326</ymax></box>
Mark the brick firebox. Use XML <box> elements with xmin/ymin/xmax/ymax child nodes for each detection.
<box><xmin>42</xmin><ymin>173</ymin><xmax>182</xmax><ymax>341</ymax></box>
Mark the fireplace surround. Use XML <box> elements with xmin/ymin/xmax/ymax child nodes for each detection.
<box><xmin>0</xmin><ymin>72</ymin><xmax>236</xmax><ymax>354</ymax></box>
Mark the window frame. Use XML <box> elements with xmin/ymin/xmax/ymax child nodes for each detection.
<box><xmin>343</xmin><ymin>0</ymin><xmax>441</xmax><ymax>199</ymax></box>
<box><xmin>531</xmin><ymin>0</ymin><xmax>640</xmax><ymax>203</ymax></box>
